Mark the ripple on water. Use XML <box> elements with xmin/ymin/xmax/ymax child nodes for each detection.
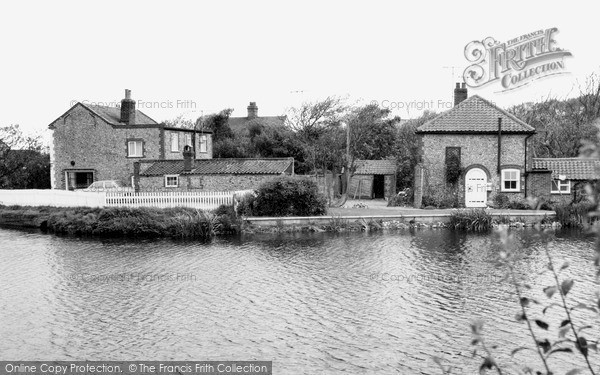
<box><xmin>0</xmin><ymin>228</ymin><xmax>597</xmax><ymax>373</ymax></box>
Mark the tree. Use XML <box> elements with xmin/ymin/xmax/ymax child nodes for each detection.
<box><xmin>0</xmin><ymin>125</ymin><xmax>50</xmax><ymax>189</ymax></box>
<box><xmin>394</xmin><ymin>110</ymin><xmax>438</xmax><ymax>189</ymax></box>
<box><xmin>285</xmin><ymin>96</ymin><xmax>348</xmax><ymax>174</ymax></box>
<box><xmin>508</xmin><ymin>73</ymin><xmax>600</xmax><ymax>158</ymax></box>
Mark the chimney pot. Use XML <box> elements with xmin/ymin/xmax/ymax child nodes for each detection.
<box><xmin>125</xmin><ymin>89</ymin><xmax>131</xmax><ymax>100</ymax></box>
<box><xmin>453</xmin><ymin>82</ymin><xmax>468</xmax><ymax>106</ymax></box>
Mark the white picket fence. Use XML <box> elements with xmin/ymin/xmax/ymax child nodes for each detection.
<box><xmin>105</xmin><ymin>190</ymin><xmax>252</xmax><ymax>210</ymax></box>
<box><xmin>0</xmin><ymin>189</ymin><xmax>254</xmax><ymax>210</ymax></box>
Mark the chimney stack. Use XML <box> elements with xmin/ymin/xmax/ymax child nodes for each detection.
<box><xmin>183</xmin><ymin>145</ymin><xmax>193</xmax><ymax>172</ymax></box>
<box><xmin>454</xmin><ymin>82</ymin><xmax>468</xmax><ymax>106</ymax></box>
<box><xmin>120</xmin><ymin>89</ymin><xmax>136</xmax><ymax>124</ymax></box>
<box><xmin>247</xmin><ymin>102</ymin><xmax>258</xmax><ymax>119</ymax></box>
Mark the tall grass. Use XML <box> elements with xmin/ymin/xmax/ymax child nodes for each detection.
<box><xmin>46</xmin><ymin>206</ymin><xmax>225</xmax><ymax>239</ymax></box>
<box><xmin>448</xmin><ymin>209</ymin><xmax>493</xmax><ymax>232</ymax></box>
<box><xmin>553</xmin><ymin>202</ymin><xmax>596</xmax><ymax>227</ymax></box>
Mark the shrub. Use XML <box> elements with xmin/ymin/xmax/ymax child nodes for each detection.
<box><xmin>235</xmin><ymin>192</ymin><xmax>257</xmax><ymax>217</ymax></box>
<box><xmin>252</xmin><ymin>176</ymin><xmax>327</xmax><ymax>217</ymax></box>
<box><xmin>494</xmin><ymin>193</ymin><xmax>530</xmax><ymax>209</ymax></box>
<box><xmin>449</xmin><ymin>209</ymin><xmax>493</xmax><ymax>232</ymax></box>
<box><xmin>387</xmin><ymin>188</ymin><xmax>413</xmax><ymax>207</ymax></box>
<box><xmin>212</xmin><ymin>204</ymin><xmax>239</xmax><ymax>234</ymax></box>
<box><xmin>553</xmin><ymin>201</ymin><xmax>597</xmax><ymax>227</ymax></box>
<box><xmin>422</xmin><ymin>185</ymin><xmax>459</xmax><ymax>208</ymax></box>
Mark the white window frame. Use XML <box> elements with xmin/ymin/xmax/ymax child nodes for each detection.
<box><xmin>501</xmin><ymin>169</ymin><xmax>520</xmax><ymax>192</ymax></box>
<box><xmin>128</xmin><ymin>140</ymin><xmax>143</xmax><ymax>157</ymax></box>
<box><xmin>170</xmin><ymin>133</ymin><xmax>179</xmax><ymax>152</ymax></box>
<box><xmin>184</xmin><ymin>133</ymin><xmax>193</xmax><ymax>147</ymax></box>
<box><xmin>165</xmin><ymin>175</ymin><xmax>179</xmax><ymax>188</ymax></box>
<box><xmin>199</xmin><ymin>135</ymin><xmax>207</xmax><ymax>153</ymax></box>
<box><xmin>551</xmin><ymin>179</ymin><xmax>571</xmax><ymax>194</ymax></box>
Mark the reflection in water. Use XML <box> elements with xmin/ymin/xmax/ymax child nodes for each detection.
<box><xmin>0</xmin><ymin>228</ymin><xmax>597</xmax><ymax>373</ymax></box>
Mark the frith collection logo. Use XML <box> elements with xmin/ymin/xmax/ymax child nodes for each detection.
<box><xmin>463</xmin><ymin>28</ymin><xmax>572</xmax><ymax>91</ymax></box>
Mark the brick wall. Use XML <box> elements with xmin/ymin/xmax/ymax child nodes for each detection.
<box><xmin>50</xmin><ymin>105</ymin><xmax>161</xmax><ymax>189</ymax></box>
<box><xmin>421</xmin><ymin>133</ymin><xmax>528</xmax><ymax>205</ymax></box>
<box><xmin>526</xmin><ymin>171</ymin><xmax>551</xmax><ymax>202</ymax></box>
<box><xmin>139</xmin><ymin>174</ymin><xmax>281</xmax><ymax>191</ymax></box>
<box><xmin>162</xmin><ymin>130</ymin><xmax>213</xmax><ymax>160</ymax></box>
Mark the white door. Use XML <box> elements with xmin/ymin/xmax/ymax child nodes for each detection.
<box><xmin>465</xmin><ymin>168</ymin><xmax>487</xmax><ymax>207</ymax></box>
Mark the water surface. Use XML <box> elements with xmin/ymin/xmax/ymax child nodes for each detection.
<box><xmin>0</xmin><ymin>228</ymin><xmax>598</xmax><ymax>374</ymax></box>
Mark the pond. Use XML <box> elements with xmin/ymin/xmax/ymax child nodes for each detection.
<box><xmin>0</xmin><ymin>228</ymin><xmax>598</xmax><ymax>374</ymax></box>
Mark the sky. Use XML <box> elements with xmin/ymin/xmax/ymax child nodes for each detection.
<box><xmin>0</xmin><ymin>0</ymin><xmax>598</xmax><ymax>146</ymax></box>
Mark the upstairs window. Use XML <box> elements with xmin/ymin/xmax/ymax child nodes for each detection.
<box><xmin>127</xmin><ymin>140</ymin><xmax>143</xmax><ymax>157</ymax></box>
<box><xmin>199</xmin><ymin>135</ymin><xmax>207</xmax><ymax>153</ymax></box>
<box><xmin>170</xmin><ymin>133</ymin><xmax>179</xmax><ymax>152</ymax></box>
<box><xmin>184</xmin><ymin>133</ymin><xmax>193</xmax><ymax>147</ymax></box>
<box><xmin>501</xmin><ymin>169</ymin><xmax>520</xmax><ymax>192</ymax></box>
<box><xmin>551</xmin><ymin>179</ymin><xmax>571</xmax><ymax>194</ymax></box>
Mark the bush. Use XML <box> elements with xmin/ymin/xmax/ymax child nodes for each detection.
<box><xmin>251</xmin><ymin>176</ymin><xmax>327</xmax><ymax>217</ymax></box>
<box><xmin>235</xmin><ymin>192</ymin><xmax>257</xmax><ymax>217</ymax></box>
<box><xmin>493</xmin><ymin>193</ymin><xmax>530</xmax><ymax>209</ymax></box>
<box><xmin>449</xmin><ymin>209</ymin><xmax>493</xmax><ymax>232</ymax></box>
<box><xmin>212</xmin><ymin>204</ymin><xmax>239</xmax><ymax>234</ymax></box>
<box><xmin>387</xmin><ymin>188</ymin><xmax>413</xmax><ymax>207</ymax></box>
<box><xmin>554</xmin><ymin>201</ymin><xmax>597</xmax><ymax>227</ymax></box>
<box><xmin>422</xmin><ymin>185</ymin><xmax>459</xmax><ymax>208</ymax></box>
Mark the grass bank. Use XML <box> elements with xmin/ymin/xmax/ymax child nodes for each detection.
<box><xmin>0</xmin><ymin>205</ymin><xmax>238</xmax><ymax>240</ymax></box>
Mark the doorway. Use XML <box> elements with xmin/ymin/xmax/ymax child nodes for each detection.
<box><xmin>465</xmin><ymin>168</ymin><xmax>487</xmax><ymax>207</ymax></box>
<box><xmin>372</xmin><ymin>175</ymin><xmax>385</xmax><ymax>199</ymax></box>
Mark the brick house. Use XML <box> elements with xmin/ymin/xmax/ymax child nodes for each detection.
<box><xmin>49</xmin><ymin>90</ymin><xmax>295</xmax><ymax>192</ymax></box>
<box><xmin>414</xmin><ymin>83</ymin><xmax>536</xmax><ymax>207</ymax></box>
<box><xmin>530</xmin><ymin>158</ymin><xmax>600</xmax><ymax>204</ymax></box>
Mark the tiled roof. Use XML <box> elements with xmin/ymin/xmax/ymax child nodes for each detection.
<box><xmin>86</xmin><ymin>104</ymin><xmax>158</xmax><ymax>125</ymax></box>
<box><xmin>417</xmin><ymin>95</ymin><xmax>535</xmax><ymax>133</ymax></box>
<box><xmin>354</xmin><ymin>159</ymin><xmax>396</xmax><ymax>175</ymax></box>
<box><xmin>141</xmin><ymin>158</ymin><xmax>294</xmax><ymax>176</ymax></box>
<box><xmin>533</xmin><ymin>158</ymin><xmax>600</xmax><ymax>180</ymax></box>
<box><xmin>228</xmin><ymin>116</ymin><xmax>286</xmax><ymax>134</ymax></box>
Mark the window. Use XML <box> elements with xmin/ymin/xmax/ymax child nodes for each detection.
<box><xmin>501</xmin><ymin>169</ymin><xmax>520</xmax><ymax>192</ymax></box>
<box><xmin>199</xmin><ymin>135</ymin><xmax>207</xmax><ymax>153</ymax></box>
<box><xmin>128</xmin><ymin>140</ymin><xmax>143</xmax><ymax>157</ymax></box>
<box><xmin>551</xmin><ymin>179</ymin><xmax>571</xmax><ymax>194</ymax></box>
<box><xmin>445</xmin><ymin>147</ymin><xmax>461</xmax><ymax>185</ymax></box>
<box><xmin>165</xmin><ymin>175</ymin><xmax>179</xmax><ymax>188</ymax></box>
<box><xmin>184</xmin><ymin>133</ymin><xmax>192</xmax><ymax>147</ymax></box>
<box><xmin>170</xmin><ymin>133</ymin><xmax>179</xmax><ymax>152</ymax></box>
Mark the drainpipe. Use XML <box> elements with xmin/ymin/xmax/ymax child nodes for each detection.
<box><xmin>523</xmin><ymin>132</ymin><xmax>534</xmax><ymax>197</ymax></box>
<box><xmin>497</xmin><ymin>117</ymin><xmax>502</xmax><ymax>174</ymax></box>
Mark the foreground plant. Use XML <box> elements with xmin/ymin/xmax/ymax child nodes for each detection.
<box><xmin>479</xmin><ymin>227</ymin><xmax>597</xmax><ymax>374</ymax></box>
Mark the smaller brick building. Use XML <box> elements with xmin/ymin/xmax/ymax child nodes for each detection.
<box><xmin>530</xmin><ymin>158</ymin><xmax>600</xmax><ymax>204</ymax></box>
<box><xmin>136</xmin><ymin>154</ymin><xmax>294</xmax><ymax>191</ymax></box>
<box><xmin>348</xmin><ymin>160</ymin><xmax>396</xmax><ymax>199</ymax></box>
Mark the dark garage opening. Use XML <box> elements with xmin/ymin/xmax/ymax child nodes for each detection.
<box><xmin>372</xmin><ymin>175</ymin><xmax>385</xmax><ymax>199</ymax></box>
